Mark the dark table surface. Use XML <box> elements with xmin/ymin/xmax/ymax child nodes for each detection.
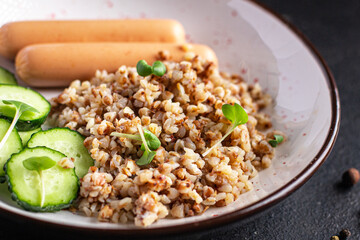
<box><xmin>2</xmin><ymin>0</ymin><xmax>359</xmax><ymax>239</ymax></box>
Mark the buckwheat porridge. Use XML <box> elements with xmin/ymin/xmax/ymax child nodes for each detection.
<box><xmin>49</xmin><ymin>52</ymin><xmax>284</xmax><ymax>227</ymax></box>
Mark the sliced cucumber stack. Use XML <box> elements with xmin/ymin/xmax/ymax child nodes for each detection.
<box><xmin>5</xmin><ymin>147</ymin><xmax>79</xmax><ymax>212</ymax></box>
<box><xmin>27</xmin><ymin>128</ymin><xmax>94</xmax><ymax>178</ymax></box>
<box><xmin>0</xmin><ymin>85</ymin><xmax>50</xmax><ymax>131</ymax></box>
<box><xmin>18</xmin><ymin>128</ymin><xmax>41</xmax><ymax>146</ymax></box>
<box><xmin>0</xmin><ymin>119</ymin><xmax>22</xmax><ymax>182</ymax></box>
<box><xmin>0</xmin><ymin>67</ymin><xmax>17</xmax><ymax>85</ymax></box>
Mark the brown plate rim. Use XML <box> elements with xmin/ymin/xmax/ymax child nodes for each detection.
<box><xmin>0</xmin><ymin>0</ymin><xmax>341</xmax><ymax>236</ymax></box>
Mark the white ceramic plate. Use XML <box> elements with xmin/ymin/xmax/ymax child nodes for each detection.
<box><xmin>0</xmin><ymin>0</ymin><xmax>340</xmax><ymax>234</ymax></box>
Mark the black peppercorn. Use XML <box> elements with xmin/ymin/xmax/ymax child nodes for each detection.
<box><xmin>339</xmin><ymin>229</ymin><xmax>351</xmax><ymax>239</ymax></box>
<box><xmin>342</xmin><ymin>168</ymin><xmax>360</xmax><ymax>186</ymax></box>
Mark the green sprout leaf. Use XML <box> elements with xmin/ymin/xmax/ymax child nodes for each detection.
<box><xmin>0</xmin><ymin>100</ymin><xmax>39</xmax><ymax>152</ymax></box>
<box><xmin>23</xmin><ymin>156</ymin><xmax>56</xmax><ymax>171</ymax></box>
<box><xmin>22</xmin><ymin>156</ymin><xmax>56</xmax><ymax>207</ymax></box>
<box><xmin>152</xmin><ymin>61</ymin><xmax>166</xmax><ymax>77</ymax></box>
<box><xmin>269</xmin><ymin>134</ymin><xmax>284</xmax><ymax>147</ymax></box>
<box><xmin>2</xmin><ymin>100</ymin><xmax>39</xmax><ymax>114</ymax></box>
<box><xmin>202</xmin><ymin>103</ymin><xmax>248</xmax><ymax>157</ymax></box>
<box><xmin>111</xmin><ymin>126</ymin><xmax>161</xmax><ymax>166</ymax></box>
<box><xmin>136</xmin><ymin>60</ymin><xmax>166</xmax><ymax>77</ymax></box>
<box><xmin>136</xmin><ymin>150</ymin><xmax>157</xmax><ymax>166</ymax></box>
<box><xmin>140</xmin><ymin>129</ymin><xmax>161</xmax><ymax>151</ymax></box>
<box><xmin>136</xmin><ymin>60</ymin><xmax>153</xmax><ymax>77</ymax></box>
<box><xmin>222</xmin><ymin>103</ymin><xmax>248</xmax><ymax>126</ymax></box>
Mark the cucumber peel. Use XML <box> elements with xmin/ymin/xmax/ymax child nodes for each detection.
<box><xmin>0</xmin><ymin>118</ymin><xmax>22</xmax><ymax>182</ymax></box>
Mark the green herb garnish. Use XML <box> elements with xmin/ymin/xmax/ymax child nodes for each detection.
<box><xmin>136</xmin><ymin>60</ymin><xmax>166</xmax><ymax>77</ymax></box>
<box><xmin>111</xmin><ymin>129</ymin><xmax>160</xmax><ymax>151</ymax></box>
<box><xmin>269</xmin><ymin>134</ymin><xmax>284</xmax><ymax>147</ymax></box>
<box><xmin>202</xmin><ymin>103</ymin><xmax>248</xmax><ymax>157</ymax></box>
<box><xmin>136</xmin><ymin>125</ymin><xmax>157</xmax><ymax>165</ymax></box>
<box><xmin>0</xmin><ymin>100</ymin><xmax>39</xmax><ymax>151</ymax></box>
<box><xmin>22</xmin><ymin>156</ymin><xmax>56</xmax><ymax>207</ymax></box>
<box><xmin>140</xmin><ymin>129</ymin><xmax>161</xmax><ymax>151</ymax></box>
<box><xmin>151</xmin><ymin>61</ymin><xmax>167</xmax><ymax>76</ymax></box>
<box><xmin>111</xmin><ymin>125</ymin><xmax>160</xmax><ymax>165</ymax></box>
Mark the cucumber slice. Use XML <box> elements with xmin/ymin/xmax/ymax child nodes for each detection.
<box><xmin>0</xmin><ymin>119</ymin><xmax>23</xmax><ymax>182</ymax></box>
<box><xmin>18</xmin><ymin>128</ymin><xmax>41</xmax><ymax>146</ymax></box>
<box><xmin>5</xmin><ymin>147</ymin><xmax>79</xmax><ymax>212</ymax></box>
<box><xmin>27</xmin><ymin>128</ymin><xmax>94</xmax><ymax>178</ymax></box>
<box><xmin>0</xmin><ymin>67</ymin><xmax>17</xmax><ymax>85</ymax></box>
<box><xmin>0</xmin><ymin>85</ymin><xmax>50</xmax><ymax>131</ymax></box>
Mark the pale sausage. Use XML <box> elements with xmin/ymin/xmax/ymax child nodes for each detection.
<box><xmin>0</xmin><ymin>19</ymin><xmax>186</xmax><ymax>59</ymax></box>
<box><xmin>15</xmin><ymin>42</ymin><xmax>218</xmax><ymax>87</ymax></box>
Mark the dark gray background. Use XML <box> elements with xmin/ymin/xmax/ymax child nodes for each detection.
<box><xmin>1</xmin><ymin>0</ymin><xmax>359</xmax><ymax>239</ymax></box>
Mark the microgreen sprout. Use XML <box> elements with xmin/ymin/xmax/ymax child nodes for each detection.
<box><xmin>0</xmin><ymin>100</ymin><xmax>39</xmax><ymax>151</ymax></box>
<box><xmin>269</xmin><ymin>134</ymin><xmax>284</xmax><ymax>147</ymax></box>
<box><xmin>22</xmin><ymin>156</ymin><xmax>56</xmax><ymax>207</ymax></box>
<box><xmin>136</xmin><ymin>125</ymin><xmax>157</xmax><ymax>166</ymax></box>
<box><xmin>136</xmin><ymin>60</ymin><xmax>166</xmax><ymax>77</ymax></box>
<box><xmin>202</xmin><ymin>103</ymin><xmax>248</xmax><ymax>157</ymax></box>
<box><xmin>110</xmin><ymin>125</ymin><xmax>160</xmax><ymax>166</ymax></box>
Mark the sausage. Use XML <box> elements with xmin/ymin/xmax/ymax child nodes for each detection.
<box><xmin>0</xmin><ymin>19</ymin><xmax>185</xmax><ymax>59</ymax></box>
<box><xmin>15</xmin><ymin>42</ymin><xmax>218</xmax><ymax>87</ymax></box>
